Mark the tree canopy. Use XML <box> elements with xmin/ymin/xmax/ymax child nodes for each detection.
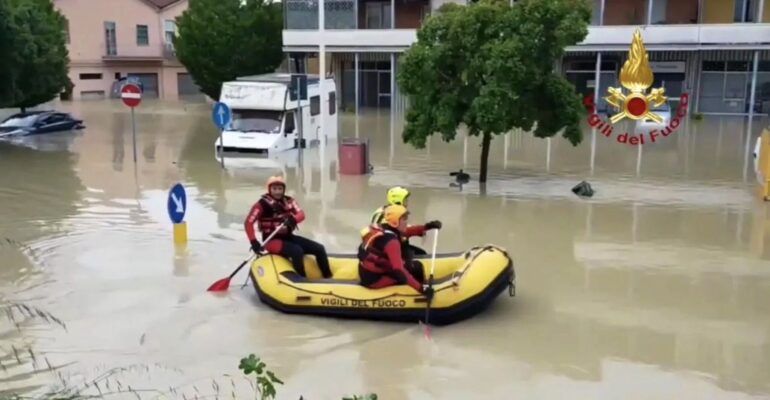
<box><xmin>174</xmin><ymin>0</ymin><xmax>284</xmax><ymax>100</ymax></box>
<box><xmin>397</xmin><ymin>0</ymin><xmax>592</xmax><ymax>183</ymax></box>
<box><xmin>0</xmin><ymin>0</ymin><xmax>70</xmax><ymax>110</ymax></box>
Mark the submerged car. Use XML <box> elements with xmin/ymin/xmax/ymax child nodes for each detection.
<box><xmin>0</xmin><ymin>111</ymin><xmax>85</xmax><ymax>137</ymax></box>
<box><xmin>635</xmin><ymin>102</ymin><xmax>672</xmax><ymax>132</ymax></box>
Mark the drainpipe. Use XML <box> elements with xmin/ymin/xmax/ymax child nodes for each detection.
<box><xmin>759</xmin><ymin>0</ymin><xmax>766</xmax><ymax>23</ymax></box>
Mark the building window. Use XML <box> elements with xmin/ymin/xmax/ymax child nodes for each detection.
<box><xmin>64</xmin><ymin>18</ymin><xmax>70</xmax><ymax>44</ymax></box>
<box><xmin>104</xmin><ymin>21</ymin><xmax>117</xmax><ymax>56</ymax></box>
<box><xmin>136</xmin><ymin>25</ymin><xmax>149</xmax><ymax>46</ymax></box>
<box><xmin>365</xmin><ymin>2</ymin><xmax>391</xmax><ymax>29</ymax></box>
<box><xmin>79</xmin><ymin>73</ymin><xmax>103</xmax><ymax>80</ymax></box>
<box><xmin>329</xmin><ymin>92</ymin><xmax>336</xmax><ymax>115</ymax></box>
<box><xmin>164</xmin><ymin>20</ymin><xmax>176</xmax><ymax>50</ymax></box>
<box><xmin>734</xmin><ymin>0</ymin><xmax>757</xmax><ymax>22</ymax></box>
<box><xmin>310</xmin><ymin>95</ymin><xmax>320</xmax><ymax>115</ymax></box>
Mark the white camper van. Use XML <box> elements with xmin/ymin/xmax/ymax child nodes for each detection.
<box><xmin>216</xmin><ymin>73</ymin><xmax>338</xmax><ymax>153</ymax></box>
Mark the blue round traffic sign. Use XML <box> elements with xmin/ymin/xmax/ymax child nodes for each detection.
<box><xmin>212</xmin><ymin>102</ymin><xmax>232</xmax><ymax>130</ymax></box>
<box><xmin>167</xmin><ymin>183</ymin><xmax>187</xmax><ymax>224</ymax></box>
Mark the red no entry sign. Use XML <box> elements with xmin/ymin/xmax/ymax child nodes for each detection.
<box><xmin>121</xmin><ymin>84</ymin><xmax>142</xmax><ymax>108</ymax></box>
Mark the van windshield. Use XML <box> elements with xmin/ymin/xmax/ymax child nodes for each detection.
<box><xmin>231</xmin><ymin>109</ymin><xmax>283</xmax><ymax>133</ymax></box>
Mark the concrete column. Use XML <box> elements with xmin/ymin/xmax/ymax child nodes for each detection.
<box><xmin>320</xmin><ymin>47</ymin><xmax>327</xmax><ymax>144</ymax></box>
<box><xmin>599</xmin><ymin>0</ymin><xmax>605</xmax><ymax>25</ymax></box>
<box><xmin>697</xmin><ymin>0</ymin><xmax>704</xmax><ymax>23</ymax></box>
<box><xmin>318</xmin><ymin>0</ymin><xmax>326</xmax><ymax>145</ymax></box>
<box><xmin>319</xmin><ymin>0</ymin><xmax>325</xmax><ymax>30</ymax></box>
<box><xmin>590</xmin><ymin>52</ymin><xmax>602</xmax><ymax>173</ymax></box>
<box><xmin>391</xmin><ymin>0</ymin><xmax>395</xmax><ymax>29</ymax></box>
<box><xmin>355</xmin><ymin>52</ymin><xmax>359</xmax><ymax>138</ymax></box>
<box><xmin>390</xmin><ymin>53</ymin><xmax>395</xmax><ymax>109</ymax></box>
<box><xmin>743</xmin><ymin>50</ymin><xmax>760</xmax><ymax>181</ymax></box>
<box><xmin>749</xmin><ymin>50</ymin><xmax>759</xmax><ymax>119</ymax></box>
<box><xmin>646</xmin><ymin>0</ymin><xmax>653</xmax><ymax>25</ymax></box>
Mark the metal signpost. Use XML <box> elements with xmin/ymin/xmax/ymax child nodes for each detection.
<box><xmin>121</xmin><ymin>83</ymin><xmax>142</xmax><ymax>163</ymax></box>
<box><xmin>167</xmin><ymin>183</ymin><xmax>188</xmax><ymax>245</ymax></box>
<box><xmin>212</xmin><ymin>101</ymin><xmax>232</xmax><ymax>168</ymax></box>
<box><xmin>289</xmin><ymin>74</ymin><xmax>308</xmax><ymax>148</ymax></box>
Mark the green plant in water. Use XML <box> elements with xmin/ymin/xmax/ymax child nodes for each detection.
<box><xmin>343</xmin><ymin>395</ymin><xmax>378</xmax><ymax>400</ymax></box>
<box><xmin>239</xmin><ymin>354</ymin><xmax>284</xmax><ymax>400</ymax></box>
<box><xmin>692</xmin><ymin>112</ymin><xmax>704</xmax><ymax>121</ymax></box>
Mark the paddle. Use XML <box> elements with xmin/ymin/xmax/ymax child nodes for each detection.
<box><xmin>422</xmin><ymin>228</ymin><xmax>439</xmax><ymax>339</ymax></box>
<box><xmin>206</xmin><ymin>222</ymin><xmax>287</xmax><ymax>292</ymax></box>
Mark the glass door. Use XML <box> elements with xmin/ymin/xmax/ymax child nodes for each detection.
<box><xmin>104</xmin><ymin>21</ymin><xmax>117</xmax><ymax>56</ymax></box>
<box><xmin>377</xmin><ymin>71</ymin><xmax>391</xmax><ymax>108</ymax></box>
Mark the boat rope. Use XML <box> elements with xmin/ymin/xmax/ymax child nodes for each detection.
<box><xmin>258</xmin><ymin>244</ymin><xmax>514</xmax><ymax>303</ymax></box>
<box><xmin>266</xmin><ymin>254</ymin><xmax>452</xmax><ymax>302</ymax></box>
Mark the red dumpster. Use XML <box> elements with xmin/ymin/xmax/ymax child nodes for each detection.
<box><xmin>339</xmin><ymin>138</ymin><xmax>369</xmax><ymax>175</ymax></box>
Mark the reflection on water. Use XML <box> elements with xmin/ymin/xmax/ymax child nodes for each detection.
<box><xmin>1</xmin><ymin>99</ymin><xmax>770</xmax><ymax>398</ymax></box>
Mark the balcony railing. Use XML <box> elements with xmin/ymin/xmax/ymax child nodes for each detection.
<box><xmin>101</xmin><ymin>42</ymin><xmax>167</xmax><ymax>60</ymax></box>
<box><xmin>163</xmin><ymin>42</ymin><xmax>176</xmax><ymax>59</ymax></box>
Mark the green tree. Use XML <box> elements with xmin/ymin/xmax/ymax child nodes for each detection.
<box><xmin>6</xmin><ymin>0</ymin><xmax>69</xmax><ymax>111</ymax></box>
<box><xmin>0</xmin><ymin>0</ymin><xmax>17</xmax><ymax>105</ymax></box>
<box><xmin>397</xmin><ymin>0</ymin><xmax>592</xmax><ymax>183</ymax></box>
<box><xmin>174</xmin><ymin>0</ymin><xmax>283</xmax><ymax>100</ymax></box>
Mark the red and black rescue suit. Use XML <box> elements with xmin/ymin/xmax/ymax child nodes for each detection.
<box><xmin>357</xmin><ymin>224</ymin><xmax>428</xmax><ymax>291</ymax></box>
<box><xmin>245</xmin><ymin>193</ymin><xmax>332</xmax><ymax>278</ymax></box>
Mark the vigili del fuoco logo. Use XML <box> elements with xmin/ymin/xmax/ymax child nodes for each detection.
<box><xmin>584</xmin><ymin>28</ymin><xmax>689</xmax><ymax>146</ymax></box>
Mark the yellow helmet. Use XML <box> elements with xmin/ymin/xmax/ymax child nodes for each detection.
<box><xmin>386</xmin><ymin>186</ymin><xmax>410</xmax><ymax>206</ymax></box>
<box><xmin>382</xmin><ymin>205</ymin><xmax>409</xmax><ymax>228</ymax></box>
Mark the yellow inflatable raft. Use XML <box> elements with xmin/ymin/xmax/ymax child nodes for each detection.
<box><xmin>248</xmin><ymin>244</ymin><xmax>516</xmax><ymax>325</ymax></box>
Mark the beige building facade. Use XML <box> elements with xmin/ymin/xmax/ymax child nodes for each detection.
<box><xmin>55</xmin><ymin>0</ymin><xmax>202</xmax><ymax>101</ymax></box>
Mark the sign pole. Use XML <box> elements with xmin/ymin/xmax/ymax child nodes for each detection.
<box><xmin>212</xmin><ymin>101</ymin><xmax>232</xmax><ymax>169</ymax></box>
<box><xmin>219</xmin><ymin>128</ymin><xmax>224</xmax><ymax>168</ymax></box>
<box><xmin>120</xmin><ymin>83</ymin><xmax>142</xmax><ymax>164</ymax></box>
<box><xmin>131</xmin><ymin>107</ymin><xmax>137</xmax><ymax>163</ymax></box>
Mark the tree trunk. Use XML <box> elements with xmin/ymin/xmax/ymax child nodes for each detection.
<box><xmin>479</xmin><ymin>132</ymin><xmax>492</xmax><ymax>183</ymax></box>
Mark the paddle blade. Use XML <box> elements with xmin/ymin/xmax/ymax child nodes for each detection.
<box><xmin>207</xmin><ymin>277</ymin><xmax>232</xmax><ymax>292</ymax></box>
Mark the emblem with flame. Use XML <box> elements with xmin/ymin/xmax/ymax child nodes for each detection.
<box><xmin>605</xmin><ymin>29</ymin><xmax>667</xmax><ymax>124</ymax></box>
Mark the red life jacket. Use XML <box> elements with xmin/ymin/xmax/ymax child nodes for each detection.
<box><xmin>358</xmin><ymin>225</ymin><xmax>400</xmax><ymax>274</ymax></box>
<box><xmin>257</xmin><ymin>194</ymin><xmax>293</xmax><ymax>237</ymax></box>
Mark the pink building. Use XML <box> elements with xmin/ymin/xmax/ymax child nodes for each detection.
<box><xmin>55</xmin><ymin>0</ymin><xmax>203</xmax><ymax>101</ymax></box>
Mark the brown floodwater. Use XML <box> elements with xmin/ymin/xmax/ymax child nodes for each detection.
<box><xmin>1</xmin><ymin>99</ymin><xmax>770</xmax><ymax>399</ymax></box>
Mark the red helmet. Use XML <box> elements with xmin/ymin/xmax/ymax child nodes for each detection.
<box><xmin>266</xmin><ymin>175</ymin><xmax>286</xmax><ymax>191</ymax></box>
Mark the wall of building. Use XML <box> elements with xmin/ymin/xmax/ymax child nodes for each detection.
<box><xmin>57</xmin><ymin>0</ymin><xmax>165</xmax><ymax>60</ymax></box>
<box><xmin>57</xmin><ymin>0</ymin><xmax>194</xmax><ymax>101</ymax></box>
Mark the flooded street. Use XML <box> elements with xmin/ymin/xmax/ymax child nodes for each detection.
<box><xmin>2</xmin><ymin>99</ymin><xmax>770</xmax><ymax>399</ymax></box>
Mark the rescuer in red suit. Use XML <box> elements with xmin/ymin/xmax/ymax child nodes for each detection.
<box><xmin>244</xmin><ymin>176</ymin><xmax>332</xmax><ymax>279</ymax></box>
<box><xmin>357</xmin><ymin>204</ymin><xmax>435</xmax><ymax>299</ymax></box>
